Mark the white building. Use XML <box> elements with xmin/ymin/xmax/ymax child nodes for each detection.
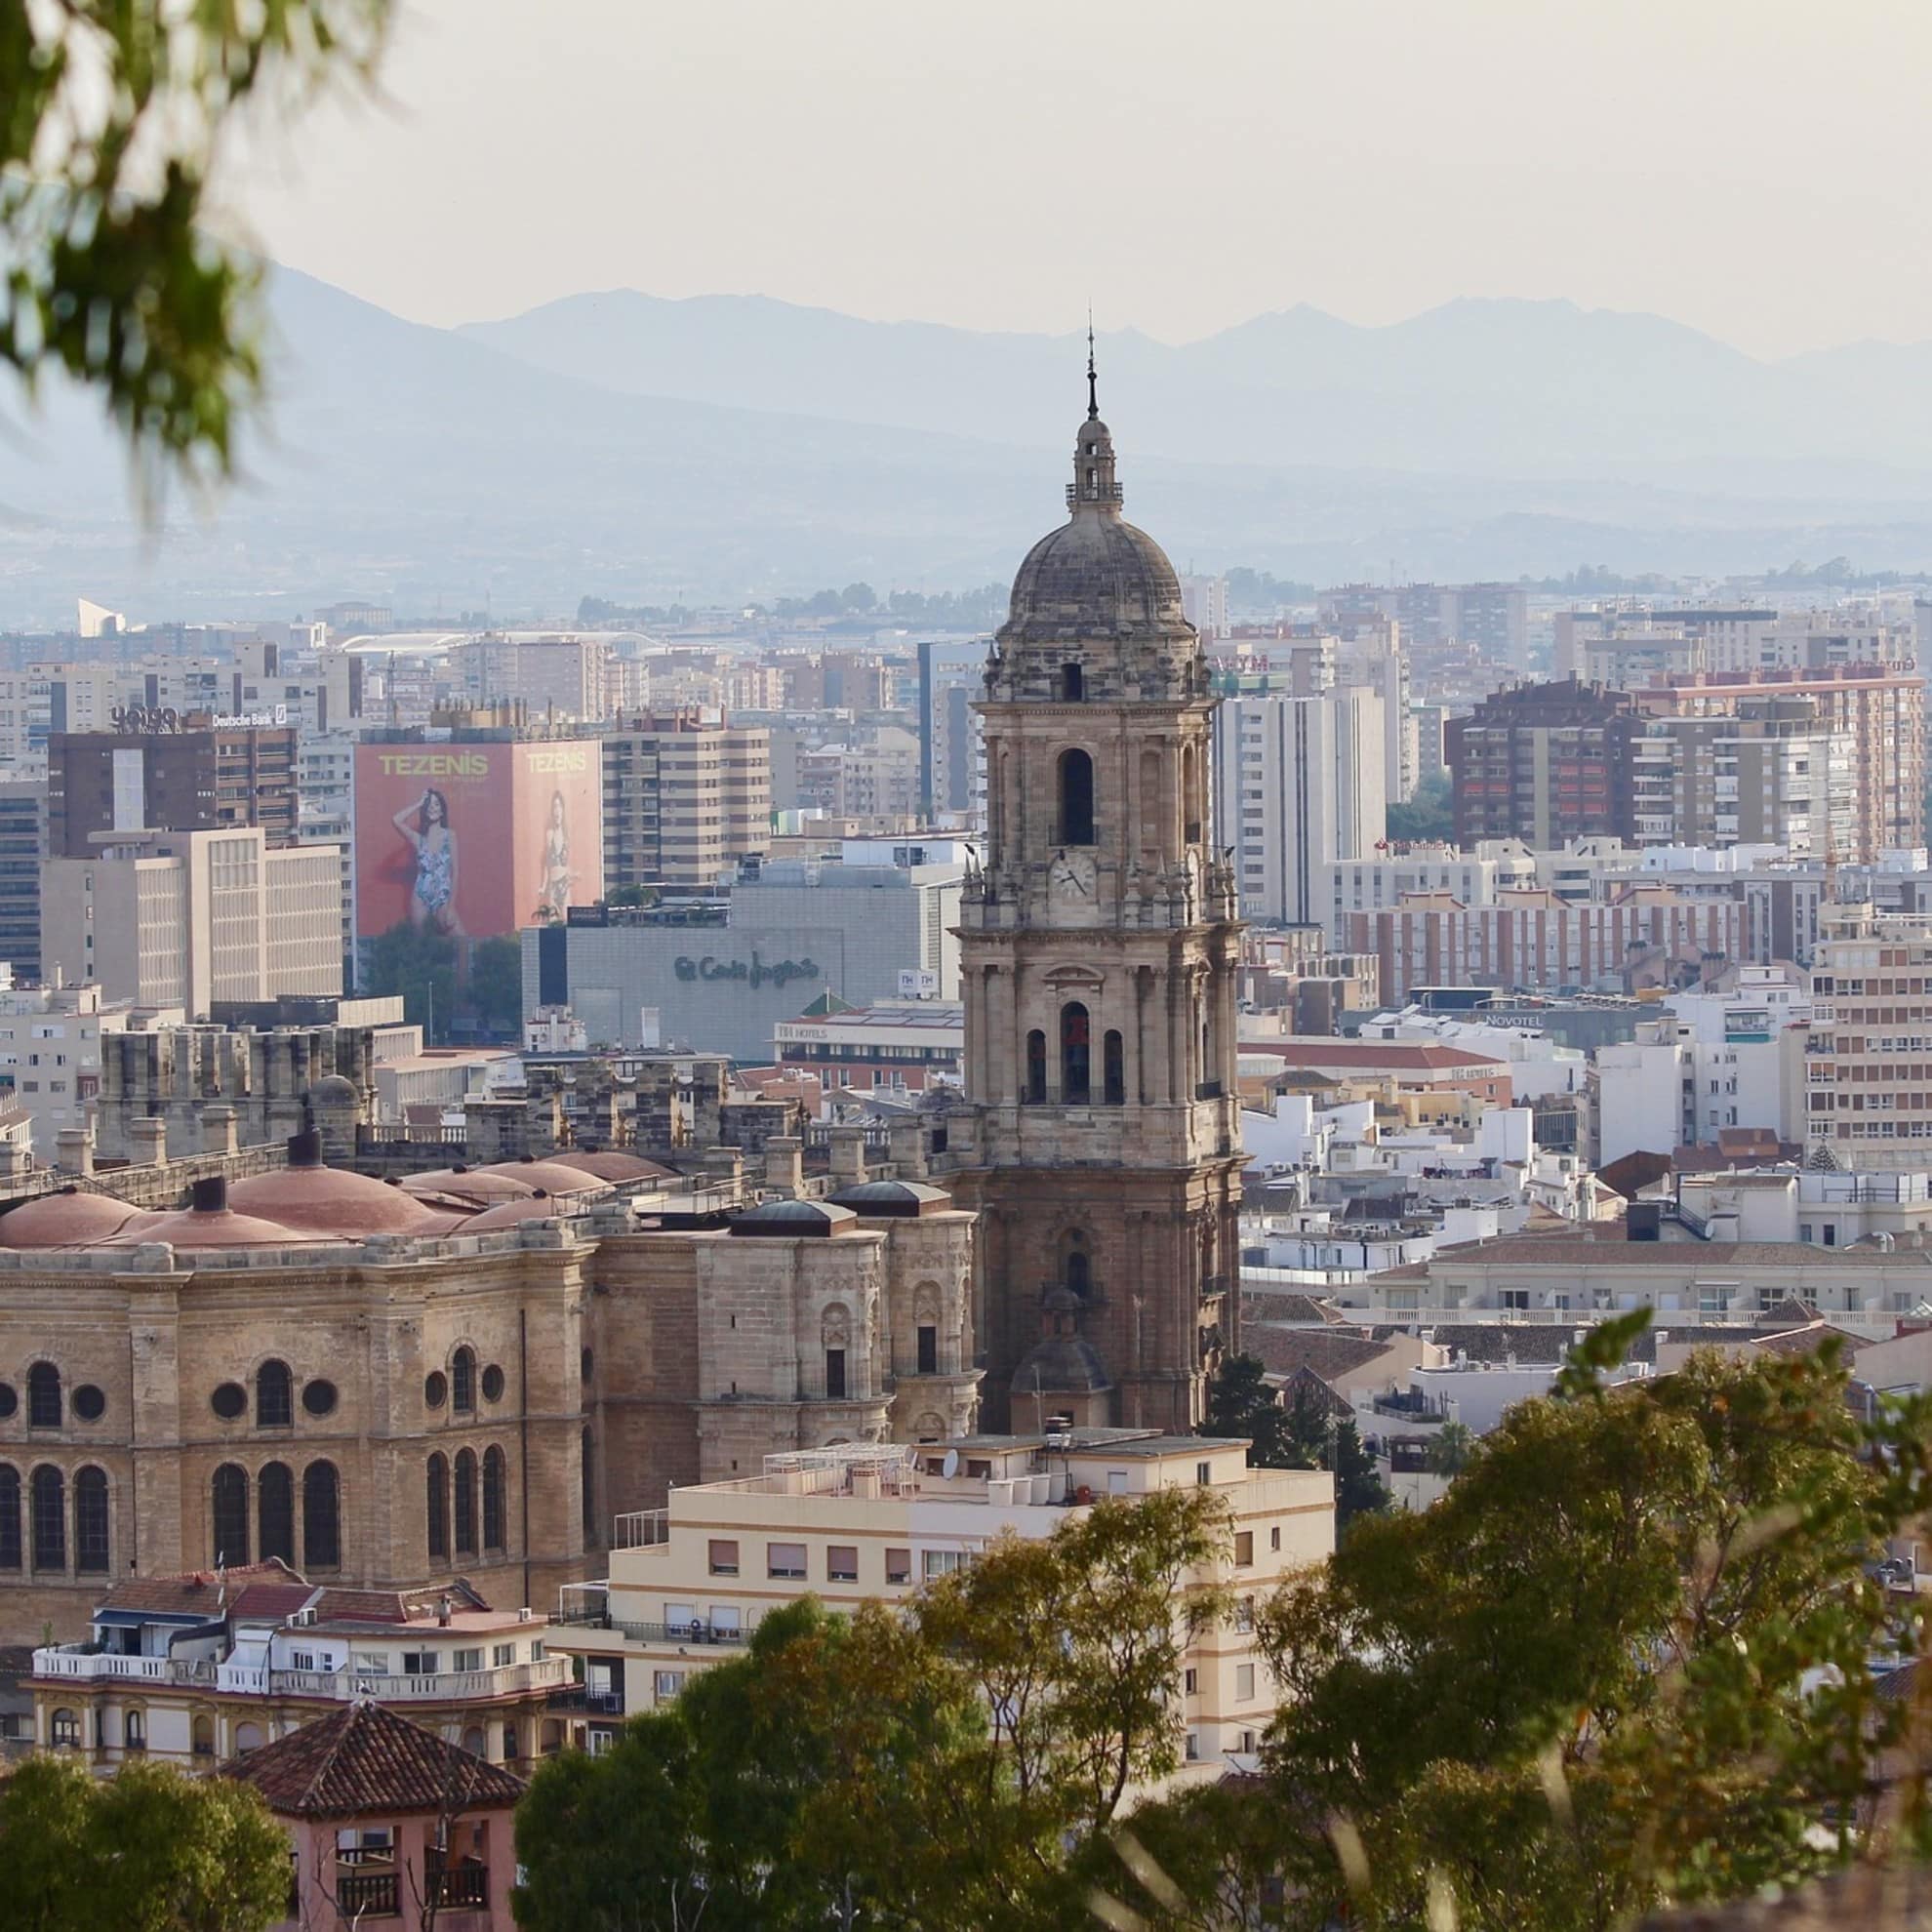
<box><xmin>1213</xmin><ymin>690</ymin><xmax>1386</xmax><ymax>926</ymax></box>
<box><xmin>0</xmin><ymin>983</ymin><xmax>135</xmax><ymax>1156</ymax></box>
<box><xmin>547</xmin><ymin>1435</ymin><xmax>1333</xmax><ymax>1771</ymax></box>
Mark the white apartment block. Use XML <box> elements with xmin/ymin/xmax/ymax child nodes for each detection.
<box><xmin>1322</xmin><ymin>841</ymin><xmax>1538</xmax><ymax>944</ymax></box>
<box><xmin>548</xmin><ymin>1436</ymin><xmax>1333</xmax><ymax>1770</ymax></box>
<box><xmin>0</xmin><ymin>983</ymin><xmax>133</xmax><ymax>1156</ymax></box>
<box><xmin>42</xmin><ymin>829</ymin><xmax>343</xmax><ymax>1015</ymax></box>
<box><xmin>1213</xmin><ymin>690</ymin><xmax>1386</xmax><ymax>927</ymax></box>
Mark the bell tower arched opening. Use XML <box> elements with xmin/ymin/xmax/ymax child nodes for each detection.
<box><xmin>1061</xmin><ymin>1002</ymin><xmax>1091</xmax><ymax>1105</ymax></box>
<box><xmin>1059</xmin><ymin>748</ymin><xmax>1095</xmax><ymax>846</ymax></box>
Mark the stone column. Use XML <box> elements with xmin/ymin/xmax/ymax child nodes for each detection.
<box><xmin>55</xmin><ymin>1126</ymin><xmax>93</xmax><ymax>1177</ymax></box>
<box><xmin>128</xmin><ymin>1116</ymin><xmax>167</xmax><ymax>1169</ymax></box>
<box><xmin>202</xmin><ymin>1105</ymin><xmax>239</xmax><ymax>1157</ymax></box>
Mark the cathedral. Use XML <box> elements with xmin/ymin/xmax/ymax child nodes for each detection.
<box><xmin>951</xmin><ymin>361</ymin><xmax>1244</xmax><ymax>1432</ymax></box>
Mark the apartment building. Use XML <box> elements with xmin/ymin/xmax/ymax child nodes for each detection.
<box><xmin>453</xmin><ymin>634</ymin><xmax>615</xmax><ymax>723</ymax></box>
<box><xmin>1322</xmin><ymin>841</ymin><xmax>1538</xmax><ymax>944</ymax></box>
<box><xmin>0</xmin><ymin>982</ymin><xmax>131</xmax><ymax>1155</ymax></box>
<box><xmin>0</xmin><ymin>781</ymin><xmax>43</xmax><ymax>984</ymax></box>
<box><xmin>547</xmin><ymin>1435</ymin><xmax>1333</xmax><ymax>1767</ymax></box>
<box><xmin>47</xmin><ymin>723</ymin><xmax>299</xmax><ymax>857</ymax></box>
<box><xmin>42</xmin><ymin>828</ymin><xmax>344</xmax><ymax>1014</ymax></box>
<box><xmin>1804</xmin><ymin>906</ymin><xmax>1932</xmax><ymax>1166</ymax></box>
<box><xmin>1211</xmin><ymin>690</ymin><xmax>1386</xmax><ymax>926</ymax></box>
<box><xmin>1631</xmin><ymin>665</ymin><xmax>1923</xmax><ymax>864</ymax></box>
<box><xmin>601</xmin><ymin>712</ymin><xmax>772</xmax><ymax>893</ymax></box>
<box><xmin>773</xmin><ymin>998</ymin><xmax>965</xmax><ymax>1098</ymax></box>
<box><xmin>1445</xmin><ymin>680</ymin><xmax>1641</xmax><ymax>849</ymax></box>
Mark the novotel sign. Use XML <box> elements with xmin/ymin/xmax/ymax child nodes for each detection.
<box><xmin>674</xmin><ymin>951</ymin><xmax>820</xmax><ymax>992</ymax></box>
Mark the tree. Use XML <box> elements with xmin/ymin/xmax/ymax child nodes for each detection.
<box><xmin>466</xmin><ymin>936</ymin><xmax>525</xmax><ymax>1041</ymax></box>
<box><xmin>1386</xmin><ymin>771</ymin><xmax>1453</xmax><ymax>843</ymax></box>
<box><xmin>1202</xmin><ymin>1353</ymin><xmax>1300</xmax><ymax>1469</ymax></box>
<box><xmin>1123</xmin><ymin>1315</ymin><xmax>1932</xmax><ymax>1931</ymax></box>
<box><xmin>1424</xmin><ymin>1419</ymin><xmax>1475</xmax><ymax>1476</ymax></box>
<box><xmin>0</xmin><ymin>1756</ymin><xmax>289</xmax><ymax>1932</ymax></box>
<box><xmin>515</xmin><ymin>1491</ymin><xmax>1236</xmax><ymax>1932</ymax></box>
<box><xmin>361</xmin><ymin>920</ymin><xmax>458</xmax><ymax>1043</ymax></box>
<box><xmin>1</xmin><ymin>2</ymin><xmax>389</xmax><ymax>491</ymax></box>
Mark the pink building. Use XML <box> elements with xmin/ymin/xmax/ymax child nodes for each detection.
<box><xmin>226</xmin><ymin>1698</ymin><xmax>526</xmax><ymax>1931</ymax></box>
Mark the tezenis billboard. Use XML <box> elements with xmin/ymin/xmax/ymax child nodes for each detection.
<box><xmin>354</xmin><ymin>740</ymin><xmax>604</xmax><ymax>943</ymax></box>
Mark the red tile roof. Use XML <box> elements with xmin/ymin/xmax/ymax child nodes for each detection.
<box><xmin>92</xmin><ymin>1558</ymin><xmax>305</xmax><ymax>1618</ymax></box>
<box><xmin>226</xmin><ymin>1700</ymin><xmax>526</xmax><ymax>1820</ymax></box>
<box><xmin>1239</xmin><ymin>1041</ymin><xmax>1507</xmax><ymax>1072</ymax></box>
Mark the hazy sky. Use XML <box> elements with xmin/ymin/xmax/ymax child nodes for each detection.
<box><xmin>227</xmin><ymin>0</ymin><xmax>1930</xmax><ymax>359</ymax></box>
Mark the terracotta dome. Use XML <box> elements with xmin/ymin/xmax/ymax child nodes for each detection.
<box><xmin>468</xmin><ymin>1158</ymin><xmax>611</xmax><ymax>1197</ymax></box>
<box><xmin>229</xmin><ymin>1164</ymin><xmax>454</xmax><ymax>1237</ymax></box>
<box><xmin>101</xmin><ymin>1205</ymin><xmax>343</xmax><ymax>1251</ymax></box>
<box><xmin>398</xmin><ymin>1167</ymin><xmax>541</xmax><ymax>1204</ymax></box>
<box><xmin>463</xmin><ymin>1192</ymin><xmax>567</xmax><ymax>1230</ymax></box>
<box><xmin>545</xmin><ymin>1149</ymin><xmax>672</xmax><ymax>1184</ymax></box>
<box><xmin>0</xmin><ymin>1188</ymin><xmax>157</xmax><ymax>1250</ymax></box>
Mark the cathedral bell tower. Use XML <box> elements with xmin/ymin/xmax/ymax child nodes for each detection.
<box><xmin>950</xmin><ymin>349</ymin><xmax>1243</xmax><ymax>1433</ymax></box>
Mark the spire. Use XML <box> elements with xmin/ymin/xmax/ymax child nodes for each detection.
<box><xmin>1067</xmin><ymin>312</ymin><xmax>1122</xmax><ymax>515</ymax></box>
<box><xmin>1086</xmin><ymin>308</ymin><xmax>1099</xmax><ymax>422</ymax></box>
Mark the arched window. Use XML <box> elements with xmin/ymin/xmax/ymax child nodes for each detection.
<box><xmin>426</xmin><ymin>1453</ymin><xmax>450</xmax><ymax>1560</ymax></box>
<box><xmin>234</xmin><ymin>1721</ymin><xmax>264</xmax><ymax>1754</ymax></box>
<box><xmin>125</xmin><ymin>1708</ymin><xmax>145</xmax><ymax>1752</ymax></box>
<box><xmin>74</xmin><ymin>1467</ymin><xmax>108</xmax><ymax>1574</ymax></box>
<box><xmin>581</xmin><ymin>1429</ymin><xmax>595</xmax><ymax>1546</ymax></box>
<box><xmin>26</xmin><ymin>1363</ymin><xmax>60</xmax><ymax>1429</ymax></box>
<box><xmin>452</xmin><ymin>1348</ymin><xmax>476</xmax><ymax>1415</ymax></box>
<box><xmin>483</xmin><ymin>1447</ymin><xmax>506</xmax><ymax>1553</ymax></box>
<box><xmin>191</xmin><ymin>1714</ymin><xmax>215</xmax><ymax>1758</ymax></box>
<box><xmin>1025</xmin><ymin>1029</ymin><xmax>1047</xmax><ymax>1105</ymax></box>
<box><xmin>1058</xmin><ymin>748</ymin><xmax>1095</xmax><ymax>846</ymax></box>
<box><xmin>31</xmin><ymin>1467</ymin><xmax>65</xmax><ymax>1571</ymax></box>
<box><xmin>256</xmin><ymin>1360</ymin><xmax>293</xmax><ymax>1429</ymax></box>
<box><xmin>1067</xmin><ymin>1248</ymin><xmax>1092</xmax><ymax>1298</ymax></box>
<box><xmin>1061</xmin><ymin>1002</ymin><xmax>1091</xmax><ymax>1106</ymax></box>
<box><xmin>1060</xmin><ymin>663</ymin><xmax>1084</xmax><ymax>702</ymax></box>
<box><xmin>258</xmin><ymin>1463</ymin><xmax>295</xmax><ymax>1566</ymax></box>
<box><xmin>212</xmin><ymin>1464</ymin><xmax>249</xmax><ymax>1566</ymax></box>
<box><xmin>302</xmin><ymin>1463</ymin><xmax>341</xmax><ymax>1570</ymax></box>
<box><xmin>0</xmin><ymin>1466</ymin><xmax>19</xmax><ymax>1570</ymax></box>
<box><xmin>1103</xmin><ymin>1028</ymin><xmax>1125</xmax><ymax>1106</ymax></box>
<box><xmin>454</xmin><ymin>1449</ymin><xmax>477</xmax><ymax>1555</ymax></box>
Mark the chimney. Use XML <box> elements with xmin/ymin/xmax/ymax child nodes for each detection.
<box><xmin>828</xmin><ymin>1124</ymin><xmax>867</xmax><ymax>1187</ymax></box>
<box><xmin>190</xmin><ymin>1175</ymin><xmax>228</xmax><ymax>1214</ymax></box>
<box><xmin>887</xmin><ymin>1116</ymin><xmax>928</xmax><ymax>1180</ymax></box>
<box><xmin>438</xmin><ymin>1593</ymin><xmax>453</xmax><ymax>1628</ymax></box>
<box><xmin>203</xmin><ymin>1105</ymin><xmax>238</xmax><ymax>1156</ymax></box>
<box><xmin>703</xmin><ymin>1147</ymin><xmax>745</xmax><ymax>1197</ymax></box>
<box><xmin>286</xmin><ymin>1129</ymin><xmax>322</xmax><ymax>1169</ymax></box>
<box><xmin>55</xmin><ymin>1127</ymin><xmax>94</xmax><ymax>1178</ymax></box>
<box><xmin>762</xmin><ymin>1136</ymin><xmax>803</xmax><ymax>1198</ymax></box>
<box><xmin>129</xmin><ymin>1116</ymin><xmax>167</xmax><ymax>1169</ymax></box>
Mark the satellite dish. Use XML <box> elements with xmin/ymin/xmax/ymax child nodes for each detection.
<box><xmin>941</xmin><ymin>1448</ymin><xmax>960</xmax><ymax>1479</ymax></box>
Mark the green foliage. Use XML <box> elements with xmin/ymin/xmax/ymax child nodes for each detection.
<box><xmin>515</xmin><ymin>1490</ymin><xmax>1234</xmax><ymax>1932</ymax></box>
<box><xmin>1422</xmin><ymin>1418</ymin><xmax>1474</xmax><ymax>1476</ymax></box>
<box><xmin>0</xmin><ymin>1756</ymin><xmax>289</xmax><ymax>1932</ymax></box>
<box><xmin>466</xmin><ymin>936</ymin><xmax>525</xmax><ymax>1040</ymax></box>
<box><xmin>0</xmin><ymin>1</ymin><xmax>389</xmax><ymax>494</ymax></box>
<box><xmin>361</xmin><ymin>920</ymin><xmax>457</xmax><ymax>1042</ymax></box>
<box><xmin>1120</xmin><ymin>1332</ymin><xmax>1932</xmax><ymax>1931</ymax></box>
<box><xmin>1202</xmin><ymin>1356</ymin><xmax>1389</xmax><ymax>1530</ymax></box>
<box><xmin>1386</xmin><ymin>770</ymin><xmax>1453</xmax><ymax>843</ymax></box>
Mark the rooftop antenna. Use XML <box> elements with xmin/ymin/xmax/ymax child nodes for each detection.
<box><xmin>1086</xmin><ymin>307</ymin><xmax>1099</xmax><ymax>422</ymax></box>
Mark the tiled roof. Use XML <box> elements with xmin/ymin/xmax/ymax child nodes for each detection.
<box><xmin>1426</xmin><ymin>1232</ymin><xmax>1932</xmax><ymax>1269</ymax></box>
<box><xmin>1247</xmin><ymin>1327</ymin><xmax>1391</xmax><ymax>1381</ymax></box>
<box><xmin>1238</xmin><ymin>1041</ymin><xmax>1506</xmax><ymax>1072</ymax></box>
<box><xmin>94</xmin><ymin>1558</ymin><xmax>305</xmax><ymax>1618</ymax></box>
<box><xmin>1239</xmin><ymin>1289</ymin><xmax>1341</xmax><ymax>1325</ymax></box>
<box><xmin>227</xmin><ymin>1700</ymin><xmax>526</xmax><ymax>1820</ymax></box>
<box><xmin>303</xmin><ymin>1580</ymin><xmax>491</xmax><ymax>1628</ymax></box>
<box><xmin>1747</xmin><ymin>1321</ymin><xmax>1871</xmax><ymax>1358</ymax></box>
<box><xmin>1275</xmin><ymin>1362</ymin><xmax>1355</xmax><ymax>1420</ymax></box>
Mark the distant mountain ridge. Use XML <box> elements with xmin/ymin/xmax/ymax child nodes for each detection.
<box><xmin>461</xmin><ymin>289</ymin><xmax>1932</xmax><ymax>477</ymax></box>
<box><xmin>5</xmin><ymin>268</ymin><xmax>1932</xmax><ymax>626</ymax></box>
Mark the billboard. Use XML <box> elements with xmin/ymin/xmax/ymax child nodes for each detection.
<box><xmin>355</xmin><ymin>740</ymin><xmax>603</xmax><ymax>943</ymax></box>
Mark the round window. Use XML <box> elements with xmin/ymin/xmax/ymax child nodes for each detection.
<box><xmin>72</xmin><ymin>1385</ymin><xmax>106</xmax><ymax>1423</ymax></box>
<box><xmin>481</xmin><ymin>1364</ymin><xmax>505</xmax><ymax>1403</ymax></box>
<box><xmin>424</xmin><ymin>1371</ymin><xmax>448</xmax><ymax>1410</ymax></box>
<box><xmin>302</xmin><ymin>1380</ymin><xmax>339</xmax><ymax>1419</ymax></box>
<box><xmin>211</xmin><ymin>1382</ymin><xmax>247</xmax><ymax>1422</ymax></box>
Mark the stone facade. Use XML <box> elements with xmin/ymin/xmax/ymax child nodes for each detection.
<box><xmin>948</xmin><ymin>391</ymin><xmax>1243</xmax><ymax>1433</ymax></box>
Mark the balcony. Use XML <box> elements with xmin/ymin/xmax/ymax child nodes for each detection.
<box><xmin>30</xmin><ymin>1648</ymin><xmax>570</xmax><ymax>1703</ymax></box>
<box><xmin>550</xmin><ymin>1609</ymin><xmax>754</xmax><ymax>1648</ymax></box>
<box><xmin>335</xmin><ymin>1870</ymin><xmax>400</xmax><ymax>1919</ymax></box>
<box><xmin>547</xmin><ymin>1684</ymin><xmax>625</xmax><ymax>1715</ymax></box>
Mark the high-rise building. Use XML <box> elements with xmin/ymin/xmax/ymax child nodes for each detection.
<box><xmin>0</xmin><ymin>780</ymin><xmax>43</xmax><ymax>985</ymax></box>
<box><xmin>1211</xmin><ymin>690</ymin><xmax>1386</xmax><ymax>927</ymax></box>
<box><xmin>1180</xmin><ymin>573</ymin><xmax>1228</xmax><ymax>641</ymax></box>
<box><xmin>916</xmin><ymin>637</ymin><xmax>988</xmax><ymax>822</ymax></box>
<box><xmin>42</xmin><ymin>829</ymin><xmax>343</xmax><ymax>1014</ymax></box>
<box><xmin>1446</xmin><ymin>679</ymin><xmax>1641</xmax><ymax>848</ymax></box>
<box><xmin>47</xmin><ymin>723</ymin><xmax>299</xmax><ymax>858</ymax></box>
<box><xmin>601</xmin><ymin>714</ymin><xmax>771</xmax><ymax>893</ymax></box>
<box><xmin>1804</xmin><ymin>905</ymin><xmax>1932</xmax><ymax>1168</ymax></box>
<box><xmin>950</xmin><ymin>382</ymin><xmax>1242</xmax><ymax>1433</ymax></box>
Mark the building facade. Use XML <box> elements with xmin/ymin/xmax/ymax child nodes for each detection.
<box><xmin>601</xmin><ymin>713</ymin><xmax>772</xmax><ymax>893</ymax></box>
<box><xmin>1446</xmin><ymin>680</ymin><xmax>1640</xmax><ymax>849</ymax></box>
<box><xmin>47</xmin><ymin>723</ymin><xmax>299</xmax><ymax>858</ymax></box>
<box><xmin>950</xmin><ymin>386</ymin><xmax>1244</xmax><ymax>1433</ymax></box>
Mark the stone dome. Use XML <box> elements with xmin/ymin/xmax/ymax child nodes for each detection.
<box><xmin>826</xmin><ymin>1179</ymin><xmax>952</xmax><ymax>1218</ymax></box>
<box><xmin>468</xmin><ymin>1158</ymin><xmax>612</xmax><ymax>1198</ymax></box>
<box><xmin>398</xmin><ymin>1167</ymin><xmax>540</xmax><ymax>1205</ymax></box>
<box><xmin>1009</xmin><ymin>1331</ymin><xmax>1113</xmax><ymax>1397</ymax></box>
<box><xmin>464</xmin><ymin>1191</ymin><xmax>565</xmax><ymax>1230</ymax></box>
<box><xmin>544</xmin><ymin>1149</ymin><xmax>672</xmax><ymax>1185</ymax></box>
<box><xmin>101</xmin><ymin>1203</ymin><xmax>345</xmax><ymax>1251</ymax></box>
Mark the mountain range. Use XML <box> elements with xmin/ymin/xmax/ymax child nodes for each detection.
<box><xmin>5</xmin><ymin>270</ymin><xmax>1932</xmax><ymax>625</ymax></box>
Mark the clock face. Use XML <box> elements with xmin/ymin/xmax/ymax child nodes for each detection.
<box><xmin>1050</xmin><ymin>852</ymin><xmax>1097</xmax><ymax>903</ymax></box>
